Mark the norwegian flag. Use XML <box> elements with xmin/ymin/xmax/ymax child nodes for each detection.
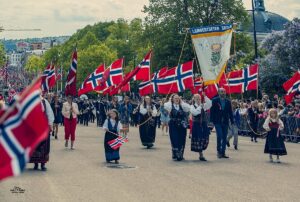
<box><xmin>111</xmin><ymin>51</ymin><xmax>152</xmax><ymax>95</ymax></box>
<box><xmin>283</xmin><ymin>71</ymin><xmax>300</xmax><ymax>104</ymax></box>
<box><xmin>78</xmin><ymin>64</ymin><xmax>105</xmax><ymax>96</ymax></box>
<box><xmin>220</xmin><ymin>64</ymin><xmax>259</xmax><ymax>94</ymax></box>
<box><xmin>95</xmin><ymin>58</ymin><xmax>124</xmax><ymax>91</ymax></box>
<box><xmin>41</xmin><ymin>64</ymin><xmax>56</xmax><ymax>92</ymax></box>
<box><xmin>204</xmin><ymin>83</ymin><xmax>219</xmax><ymax>99</ymax></box>
<box><xmin>133</xmin><ymin>51</ymin><xmax>151</xmax><ymax>81</ymax></box>
<box><xmin>0</xmin><ymin>78</ymin><xmax>49</xmax><ymax>181</ymax></box>
<box><xmin>191</xmin><ymin>77</ymin><xmax>203</xmax><ymax>94</ymax></box>
<box><xmin>156</xmin><ymin>61</ymin><xmax>194</xmax><ymax>94</ymax></box>
<box><xmin>65</xmin><ymin>50</ymin><xmax>77</xmax><ymax>96</ymax></box>
<box><xmin>108</xmin><ymin>136</ymin><xmax>128</xmax><ymax>150</ymax></box>
<box><xmin>139</xmin><ymin>67</ymin><xmax>168</xmax><ymax>96</ymax></box>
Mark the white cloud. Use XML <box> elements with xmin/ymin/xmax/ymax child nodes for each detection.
<box><xmin>0</xmin><ymin>0</ymin><xmax>298</xmax><ymax>39</ymax></box>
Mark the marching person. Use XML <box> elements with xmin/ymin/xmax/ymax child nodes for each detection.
<box><xmin>263</xmin><ymin>108</ymin><xmax>287</xmax><ymax>163</ymax></box>
<box><xmin>210</xmin><ymin>88</ymin><xmax>234</xmax><ymax>159</ymax></box>
<box><xmin>165</xmin><ymin>94</ymin><xmax>190</xmax><ymax>161</ymax></box>
<box><xmin>62</xmin><ymin>95</ymin><xmax>79</xmax><ymax>150</ymax></box>
<box><xmin>160</xmin><ymin>98</ymin><xmax>170</xmax><ymax>136</ymax></box>
<box><xmin>51</xmin><ymin>94</ymin><xmax>62</xmax><ymax>139</ymax></box>
<box><xmin>103</xmin><ymin>109</ymin><xmax>123</xmax><ymax>164</ymax></box>
<box><xmin>120</xmin><ymin>96</ymin><xmax>132</xmax><ymax>136</ymax></box>
<box><xmin>227</xmin><ymin>100</ymin><xmax>240</xmax><ymax>150</ymax></box>
<box><xmin>82</xmin><ymin>99</ymin><xmax>90</xmax><ymax>126</ymax></box>
<box><xmin>30</xmin><ymin>94</ymin><xmax>54</xmax><ymax>171</ymax></box>
<box><xmin>248</xmin><ymin>101</ymin><xmax>259</xmax><ymax>142</ymax></box>
<box><xmin>139</xmin><ymin>96</ymin><xmax>158</xmax><ymax>149</ymax></box>
<box><xmin>190</xmin><ymin>94</ymin><xmax>212</xmax><ymax>161</ymax></box>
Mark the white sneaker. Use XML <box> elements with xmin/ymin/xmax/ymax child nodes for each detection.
<box><xmin>276</xmin><ymin>159</ymin><xmax>281</xmax><ymax>163</ymax></box>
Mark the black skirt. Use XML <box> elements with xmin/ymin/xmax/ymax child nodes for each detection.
<box><xmin>264</xmin><ymin>128</ymin><xmax>287</xmax><ymax>156</ymax></box>
<box><xmin>191</xmin><ymin>121</ymin><xmax>210</xmax><ymax>152</ymax></box>
<box><xmin>104</xmin><ymin>131</ymin><xmax>120</xmax><ymax>161</ymax></box>
<box><xmin>30</xmin><ymin>133</ymin><xmax>51</xmax><ymax>163</ymax></box>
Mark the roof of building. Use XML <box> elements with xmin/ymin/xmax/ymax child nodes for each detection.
<box><xmin>246</xmin><ymin>10</ymin><xmax>289</xmax><ymax>33</ymax></box>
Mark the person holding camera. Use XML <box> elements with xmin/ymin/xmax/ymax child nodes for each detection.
<box><xmin>164</xmin><ymin>94</ymin><xmax>190</xmax><ymax>161</ymax></box>
<box><xmin>139</xmin><ymin>96</ymin><xmax>158</xmax><ymax>149</ymax></box>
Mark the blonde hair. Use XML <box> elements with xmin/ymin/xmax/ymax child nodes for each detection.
<box><xmin>268</xmin><ymin>108</ymin><xmax>279</xmax><ymax>121</ymax></box>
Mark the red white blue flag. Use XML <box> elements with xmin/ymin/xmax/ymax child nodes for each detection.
<box><xmin>78</xmin><ymin>64</ymin><xmax>105</xmax><ymax>96</ymax></box>
<box><xmin>133</xmin><ymin>51</ymin><xmax>151</xmax><ymax>81</ymax></box>
<box><xmin>41</xmin><ymin>64</ymin><xmax>56</xmax><ymax>92</ymax></box>
<box><xmin>96</xmin><ymin>58</ymin><xmax>124</xmax><ymax>91</ymax></box>
<box><xmin>139</xmin><ymin>67</ymin><xmax>168</xmax><ymax>96</ymax></box>
<box><xmin>156</xmin><ymin>61</ymin><xmax>194</xmax><ymax>94</ymax></box>
<box><xmin>108</xmin><ymin>136</ymin><xmax>128</xmax><ymax>150</ymax></box>
<box><xmin>283</xmin><ymin>70</ymin><xmax>300</xmax><ymax>104</ymax></box>
<box><xmin>191</xmin><ymin>77</ymin><xmax>203</xmax><ymax>94</ymax></box>
<box><xmin>220</xmin><ymin>64</ymin><xmax>258</xmax><ymax>94</ymax></box>
<box><xmin>0</xmin><ymin>78</ymin><xmax>49</xmax><ymax>181</ymax></box>
<box><xmin>65</xmin><ymin>50</ymin><xmax>77</xmax><ymax>96</ymax></box>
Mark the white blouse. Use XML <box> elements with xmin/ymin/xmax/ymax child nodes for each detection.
<box><xmin>263</xmin><ymin>117</ymin><xmax>284</xmax><ymax>131</ymax></box>
<box><xmin>139</xmin><ymin>104</ymin><xmax>158</xmax><ymax>116</ymax></box>
<box><xmin>190</xmin><ymin>97</ymin><xmax>212</xmax><ymax>116</ymax></box>
<box><xmin>103</xmin><ymin>118</ymin><xmax>123</xmax><ymax>133</ymax></box>
<box><xmin>164</xmin><ymin>101</ymin><xmax>190</xmax><ymax>113</ymax></box>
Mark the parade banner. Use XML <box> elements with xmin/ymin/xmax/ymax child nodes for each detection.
<box><xmin>191</xmin><ymin>24</ymin><xmax>233</xmax><ymax>85</ymax></box>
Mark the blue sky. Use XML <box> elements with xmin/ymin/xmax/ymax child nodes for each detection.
<box><xmin>0</xmin><ymin>0</ymin><xmax>299</xmax><ymax>39</ymax></box>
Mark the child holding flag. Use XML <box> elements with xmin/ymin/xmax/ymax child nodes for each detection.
<box><xmin>103</xmin><ymin>109</ymin><xmax>123</xmax><ymax>164</ymax></box>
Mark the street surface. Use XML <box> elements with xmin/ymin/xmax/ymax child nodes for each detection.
<box><xmin>1</xmin><ymin>124</ymin><xmax>300</xmax><ymax>202</ymax></box>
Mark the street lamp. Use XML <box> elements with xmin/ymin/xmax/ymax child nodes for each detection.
<box><xmin>251</xmin><ymin>0</ymin><xmax>258</xmax><ymax>59</ymax></box>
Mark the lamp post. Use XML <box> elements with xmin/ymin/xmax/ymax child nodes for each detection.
<box><xmin>251</xmin><ymin>0</ymin><xmax>258</xmax><ymax>59</ymax></box>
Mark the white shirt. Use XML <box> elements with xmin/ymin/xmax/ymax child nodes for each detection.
<box><xmin>190</xmin><ymin>97</ymin><xmax>212</xmax><ymax>116</ymax></box>
<box><xmin>263</xmin><ymin>117</ymin><xmax>284</xmax><ymax>131</ymax></box>
<box><xmin>164</xmin><ymin>101</ymin><xmax>190</xmax><ymax>113</ymax></box>
<box><xmin>139</xmin><ymin>104</ymin><xmax>158</xmax><ymax>116</ymax></box>
<box><xmin>42</xmin><ymin>98</ymin><xmax>55</xmax><ymax>126</ymax></box>
<box><xmin>103</xmin><ymin>118</ymin><xmax>123</xmax><ymax>133</ymax></box>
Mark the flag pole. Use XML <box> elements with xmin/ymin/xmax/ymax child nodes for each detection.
<box><xmin>256</xmin><ymin>64</ymin><xmax>259</xmax><ymax>99</ymax></box>
<box><xmin>224</xmin><ymin>66</ymin><xmax>232</xmax><ymax>100</ymax></box>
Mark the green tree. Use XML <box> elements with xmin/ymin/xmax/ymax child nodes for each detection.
<box><xmin>143</xmin><ymin>0</ymin><xmax>250</xmax><ymax>69</ymax></box>
<box><xmin>25</xmin><ymin>55</ymin><xmax>45</xmax><ymax>73</ymax></box>
<box><xmin>0</xmin><ymin>43</ymin><xmax>6</xmax><ymax>67</ymax></box>
<box><xmin>77</xmin><ymin>44</ymin><xmax>117</xmax><ymax>86</ymax></box>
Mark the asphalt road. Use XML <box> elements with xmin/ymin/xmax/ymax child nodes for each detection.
<box><xmin>1</xmin><ymin>123</ymin><xmax>300</xmax><ymax>202</ymax></box>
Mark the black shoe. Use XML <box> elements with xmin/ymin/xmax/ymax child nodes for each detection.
<box><xmin>199</xmin><ymin>157</ymin><xmax>207</xmax><ymax>161</ymax></box>
<box><xmin>52</xmin><ymin>132</ymin><xmax>54</xmax><ymax>137</ymax></box>
<box><xmin>234</xmin><ymin>145</ymin><xmax>238</xmax><ymax>150</ymax></box>
<box><xmin>34</xmin><ymin>163</ymin><xmax>38</xmax><ymax>170</ymax></box>
<box><xmin>254</xmin><ymin>139</ymin><xmax>258</xmax><ymax>143</ymax></box>
<box><xmin>176</xmin><ymin>157</ymin><xmax>183</xmax><ymax>161</ymax></box>
<box><xmin>226</xmin><ymin>141</ymin><xmax>230</xmax><ymax>147</ymax></box>
<box><xmin>55</xmin><ymin>135</ymin><xmax>58</xmax><ymax>140</ymax></box>
<box><xmin>217</xmin><ymin>153</ymin><xmax>222</xmax><ymax>158</ymax></box>
<box><xmin>147</xmin><ymin>144</ymin><xmax>153</xmax><ymax>149</ymax></box>
<box><xmin>41</xmin><ymin>164</ymin><xmax>47</xmax><ymax>171</ymax></box>
<box><xmin>251</xmin><ymin>138</ymin><xmax>253</xmax><ymax>142</ymax></box>
<box><xmin>222</xmin><ymin>154</ymin><xmax>229</xmax><ymax>159</ymax></box>
<box><xmin>115</xmin><ymin>160</ymin><xmax>119</xmax><ymax>164</ymax></box>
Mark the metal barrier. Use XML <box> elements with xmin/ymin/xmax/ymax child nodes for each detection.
<box><xmin>238</xmin><ymin>115</ymin><xmax>300</xmax><ymax>143</ymax></box>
